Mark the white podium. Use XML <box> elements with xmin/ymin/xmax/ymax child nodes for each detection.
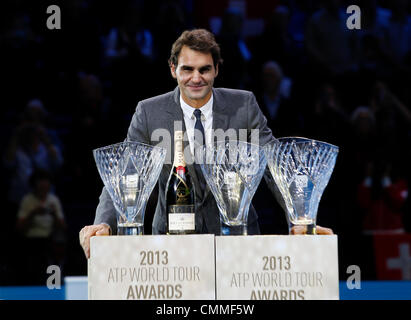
<box><xmin>215</xmin><ymin>235</ymin><xmax>339</xmax><ymax>300</ymax></box>
<box><xmin>88</xmin><ymin>234</ymin><xmax>339</xmax><ymax>300</ymax></box>
<box><xmin>88</xmin><ymin>234</ymin><xmax>216</xmax><ymax>300</ymax></box>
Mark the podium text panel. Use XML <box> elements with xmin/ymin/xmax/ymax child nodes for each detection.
<box><xmin>215</xmin><ymin>235</ymin><xmax>339</xmax><ymax>300</ymax></box>
<box><xmin>88</xmin><ymin>235</ymin><xmax>215</xmax><ymax>300</ymax></box>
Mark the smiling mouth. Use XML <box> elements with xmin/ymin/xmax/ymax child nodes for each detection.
<box><xmin>187</xmin><ymin>85</ymin><xmax>206</xmax><ymax>92</ymax></box>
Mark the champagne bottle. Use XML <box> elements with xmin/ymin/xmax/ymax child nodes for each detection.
<box><xmin>165</xmin><ymin>131</ymin><xmax>196</xmax><ymax>234</ymax></box>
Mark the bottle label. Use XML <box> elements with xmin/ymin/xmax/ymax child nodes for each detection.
<box><xmin>168</xmin><ymin>205</ymin><xmax>195</xmax><ymax>231</ymax></box>
<box><xmin>176</xmin><ymin>183</ymin><xmax>190</xmax><ymax>202</ymax></box>
<box><xmin>174</xmin><ymin>131</ymin><xmax>186</xmax><ymax>167</ymax></box>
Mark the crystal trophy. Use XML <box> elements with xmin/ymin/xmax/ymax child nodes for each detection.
<box><xmin>93</xmin><ymin>141</ymin><xmax>166</xmax><ymax>235</ymax></box>
<box><xmin>264</xmin><ymin>137</ymin><xmax>338</xmax><ymax>234</ymax></box>
<box><xmin>198</xmin><ymin>140</ymin><xmax>267</xmax><ymax>235</ymax></box>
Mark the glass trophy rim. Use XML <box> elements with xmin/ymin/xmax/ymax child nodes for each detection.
<box><xmin>197</xmin><ymin>139</ymin><xmax>266</xmax><ymax>169</ymax></box>
<box><xmin>93</xmin><ymin>140</ymin><xmax>166</xmax><ymax>154</ymax></box>
<box><xmin>276</xmin><ymin>136</ymin><xmax>339</xmax><ymax>151</ymax></box>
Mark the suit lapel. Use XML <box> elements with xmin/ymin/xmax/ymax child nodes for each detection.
<box><xmin>201</xmin><ymin>88</ymin><xmax>230</xmax><ymax>202</ymax></box>
<box><xmin>212</xmin><ymin>89</ymin><xmax>230</xmax><ymax>137</ymax></box>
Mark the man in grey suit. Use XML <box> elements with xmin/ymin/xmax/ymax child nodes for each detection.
<box><xmin>80</xmin><ymin>29</ymin><xmax>332</xmax><ymax>258</ymax></box>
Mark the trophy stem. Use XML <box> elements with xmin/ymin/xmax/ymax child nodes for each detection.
<box><xmin>221</xmin><ymin>223</ymin><xmax>248</xmax><ymax>236</ymax></box>
<box><xmin>117</xmin><ymin>223</ymin><xmax>144</xmax><ymax>235</ymax></box>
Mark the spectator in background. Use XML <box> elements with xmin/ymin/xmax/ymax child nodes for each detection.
<box><xmin>305</xmin><ymin>0</ymin><xmax>358</xmax><ymax>78</ymax></box>
<box><xmin>62</xmin><ymin>72</ymin><xmax>108</xmax><ymax>203</ymax></box>
<box><xmin>253</xmin><ymin>5</ymin><xmax>294</xmax><ymax>76</ymax></box>
<box><xmin>216</xmin><ymin>7</ymin><xmax>251</xmax><ymax>89</ymax></box>
<box><xmin>1</xmin><ymin>98</ymin><xmax>64</xmax><ymax>284</ymax></box>
<box><xmin>356</xmin><ymin>0</ymin><xmax>391</xmax><ymax>77</ymax></box>
<box><xmin>335</xmin><ymin>106</ymin><xmax>379</xmax><ymax>234</ymax></box>
<box><xmin>369</xmin><ymin>81</ymin><xmax>411</xmax><ymax>152</ymax></box>
<box><xmin>255</xmin><ymin>60</ymin><xmax>300</xmax><ymax>136</ymax></box>
<box><xmin>358</xmin><ymin>158</ymin><xmax>408</xmax><ymax>234</ymax></box>
<box><xmin>344</xmin><ymin>79</ymin><xmax>411</xmax><ymax>234</ymax></box>
<box><xmin>305</xmin><ymin>83</ymin><xmax>349</xmax><ymax>146</ymax></box>
<box><xmin>286</xmin><ymin>0</ymin><xmax>314</xmax><ymax>51</ymax></box>
<box><xmin>348</xmin><ymin>106</ymin><xmax>378</xmax><ymax>174</ymax></box>
<box><xmin>4</xmin><ymin>117</ymin><xmax>63</xmax><ymax>209</ymax></box>
<box><xmin>103</xmin><ymin>10</ymin><xmax>154</xmax><ymax>62</ymax></box>
<box><xmin>344</xmin><ymin>80</ymin><xmax>411</xmax><ymax>186</ymax></box>
<box><xmin>16</xmin><ymin>169</ymin><xmax>66</xmax><ymax>284</ymax></box>
<box><xmin>384</xmin><ymin>0</ymin><xmax>411</xmax><ymax>103</ymax></box>
<box><xmin>21</xmin><ymin>99</ymin><xmax>64</xmax><ymax>151</ymax></box>
<box><xmin>76</xmin><ymin>72</ymin><xmax>106</xmax><ymax>123</ymax></box>
<box><xmin>385</xmin><ymin>0</ymin><xmax>411</xmax><ymax>69</ymax></box>
<box><xmin>102</xmin><ymin>3</ymin><xmax>156</xmax><ymax>111</ymax></box>
<box><xmin>152</xmin><ymin>1</ymin><xmax>188</xmax><ymax>93</ymax></box>
<box><xmin>404</xmin><ymin>186</ymin><xmax>411</xmax><ymax>233</ymax></box>
<box><xmin>153</xmin><ymin>1</ymin><xmax>187</xmax><ymax>60</ymax></box>
<box><xmin>252</xmin><ymin>62</ymin><xmax>294</xmax><ymax>236</ymax></box>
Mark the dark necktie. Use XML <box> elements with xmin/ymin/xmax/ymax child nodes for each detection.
<box><xmin>193</xmin><ymin>109</ymin><xmax>208</xmax><ymax>232</ymax></box>
<box><xmin>193</xmin><ymin>109</ymin><xmax>205</xmax><ymax>146</ymax></box>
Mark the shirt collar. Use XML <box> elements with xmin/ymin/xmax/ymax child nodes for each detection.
<box><xmin>180</xmin><ymin>93</ymin><xmax>213</xmax><ymax>121</ymax></box>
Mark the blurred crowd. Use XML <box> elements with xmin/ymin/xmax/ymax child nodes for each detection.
<box><xmin>0</xmin><ymin>0</ymin><xmax>410</xmax><ymax>284</ymax></box>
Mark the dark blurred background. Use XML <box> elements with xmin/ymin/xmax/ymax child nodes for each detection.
<box><xmin>0</xmin><ymin>0</ymin><xmax>410</xmax><ymax>286</ymax></box>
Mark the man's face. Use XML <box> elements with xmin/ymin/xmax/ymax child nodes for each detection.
<box><xmin>170</xmin><ymin>45</ymin><xmax>218</xmax><ymax>108</ymax></box>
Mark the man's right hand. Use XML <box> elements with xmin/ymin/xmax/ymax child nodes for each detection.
<box><xmin>79</xmin><ymin>224</ymin><xmax>111</xmax><ymax>259</ymax></box>
<box><xmin>290</xmin><ymin>225</ymin><xmax>334</xmax><ymax>235</ymax></box>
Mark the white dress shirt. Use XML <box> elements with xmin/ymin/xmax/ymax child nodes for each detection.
<box><xmin>179</xmin><ymin>94</ymin><xmax>213</xmax><ymax>156</ymax></box>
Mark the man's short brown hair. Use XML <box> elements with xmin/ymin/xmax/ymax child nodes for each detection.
<box><xmin>168</xmin><ymin>29</ymin><xmax>223</xmax><ymax>68</ymax></box>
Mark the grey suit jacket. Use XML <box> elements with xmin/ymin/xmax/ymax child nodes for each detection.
<box><xmin>94</xmin><ymin>87</ymin><xmax>276</xmax><ymax>235</ymax></box>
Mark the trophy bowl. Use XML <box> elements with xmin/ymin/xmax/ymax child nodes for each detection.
<box><xmin>264</xmin><ymin>137</ymin><xmax>339</xmax><ymax>234</ymax></box>
<box><xmin>93</xmin><ymin>141</ymin><xmax>166</xmax><ymax>235</ymax></box>
<box><xmin>198</xmin><ymin>140</ymin><xmax>267</xmax><ymax>235</ymax></box>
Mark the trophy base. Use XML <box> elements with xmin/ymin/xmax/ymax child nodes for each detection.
<box><xmin>117</xmin><ymin>223</ymin><xmax>144</xmax><ymax>235</ymax></box>
<box><xmin>221</xmin><ymin>223</ymin><xmax>247</xmax><ymax>236</ymax></box>
<box><xmin>289</xmin><ymin>223</ymin><xmax>316</xmax><ymax>235</ymax></box>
